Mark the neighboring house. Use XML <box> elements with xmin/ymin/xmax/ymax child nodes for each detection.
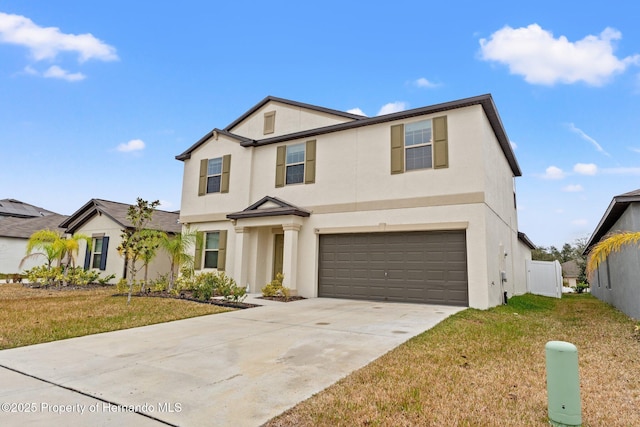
<box><xmin>584</xmin><ymin>189</ymin><xmax>640</xmax><ymax>319</ymax></box>
<box><xmin>0</xmin><ymin>213</ymin><xmax>69</xmax><ymax>274</ymax></box>
<box><xmin>561</xmin><ymin>260</ymin><xmax>580</xmax><ymax>288</ymax></box>
<box><xmin>176</xmin><ymin>94</ymin><xmax>532</xmax><ymax>309</ymax></box>
<box><xmin>0</xmin><ymin>198</ymin><xmax>57</xmax><ymax>220</ymax></box>
<box><xmin>59</xmin><ymin>199</ymin><xmax>181</xmax><ymax>284</ymax></box>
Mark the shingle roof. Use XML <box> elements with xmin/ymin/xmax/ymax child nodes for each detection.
<box><xmin>227</xmin><ymin>196</ymin><xmax>311</xmax><ymax>220</ymax></box>
<box><xmin>223</xmin><ymin>96</ymin><xmax>366</xmax><ymax>132</ymax></box>
<box><xmin>59</xmin><ymin>199</ymin><xmax>181</xmax><ymax>234</ymax></box>
<box><xmin>0</xmin><ymin>213</ymin><xmax>68</xmax><ymax>238</ymax></box>
<box><xmin>561</xmin><ymin>260</ymin><xmax>580</xmax><ymax>278</ymax></box>
<box><xmin>175</xmin><ymin>94</ymin><xmax>521</xmax><ymax>177</ymax></box>
<box><xmin>0</xmin><ymin>199</ymin><xmax>57</xmax><ymax>219</ymax></box>
<box><xmin>584</xmin><ymin>188</ymin><xmax>640</xmax><ymax>253</ymax></box>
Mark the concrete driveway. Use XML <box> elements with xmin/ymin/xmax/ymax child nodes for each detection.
<box><xmin>0</xmin><ymin>296</ymin><xmax>463</xmax><ymax>427</ymax></box>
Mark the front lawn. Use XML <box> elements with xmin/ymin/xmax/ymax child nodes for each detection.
<box><xmin>0</xmin><ymin>283</ymin><xmax>231</xmax><ymax>349</ymax></box>
<box><xmin>266</xmin><ymin>294</ymin><xmax>640</xmax><ymax>426</ymax></box>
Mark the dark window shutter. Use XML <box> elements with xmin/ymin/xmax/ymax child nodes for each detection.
<box><xmin>99</xmin><ymin>237</ymin><xmax>109</xmax><ymax>271</ymax></box>
<box><xmin>217</xmin><ymin>230</ymin><xmax>227</xmax><ymax>271</ymax></box>
<box><xmin>433</xmin><ymin>116</ymin><xmax>448</xmax><ymax>169</ymax></box>
<box><xmin>305</xmin><ymin>140</ymin><xmax>316</xmax><ymax>184</ymax></box>
<box><xmin>194</xmin><ymin>232</ymin><xmax>203</xmax><ymax>270</ymax></box>
<box><xmin>275</xmin><ymin>146</ymin><xmax>286</xmax><ymax>187</ymax></box>
<box><xmin>83</xmin><ymin>241</ymin><xmax>91</xmax><ymax>270</ymax></box>
<box><xmin>390</xmin><ymin>124</ymin><xmax>404</xmax><ymax>174</ymax></box>
<box><xmin>198</xmin><ymin>159</ymin><xmax>208</xmax><ymax>196</ymax></box>
<box><xmin>221</xmin><ymin>154</ymin><xmax>231</xmax><ymax>193</ymax></box>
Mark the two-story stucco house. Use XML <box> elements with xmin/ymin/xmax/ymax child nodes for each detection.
<box><xmin>176</xmin><ymin>94</ymin><xmax>532</xmax><ymax>309</ymax></box>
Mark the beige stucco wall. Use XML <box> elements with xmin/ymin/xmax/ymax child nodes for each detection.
<box><xmin>76</xmin><ymin>214</ymin><xmax>172</xmax><ymax>284</ymax></box>
<box><xmin>179</xmin><ymin>102</ymin><xmax>526</xmax><ymax>309</ymax></box>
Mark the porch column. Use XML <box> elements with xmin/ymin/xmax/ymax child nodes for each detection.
<box><xmin>233</xmin><ymin>226</ymin><xmax>250</xmax><ymax>292</ymax></box>
<box><xmin>282</xmin><ymin>223</ymin><xmax>301</xmax><ymax>295</ymax></box>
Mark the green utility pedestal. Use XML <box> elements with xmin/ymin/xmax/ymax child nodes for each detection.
<box><xmin>545</xmin><ymin>341</ymin><xmax>582</xmax><ymax>427</ymax></box>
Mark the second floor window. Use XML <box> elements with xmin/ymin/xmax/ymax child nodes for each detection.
<box><xmin>275</xmin><ymin>140</ymin><xmax>316</xmax><ymax>187</ymax></box>
<box><xmin>198</xmin><ymin>155</ymin><xmax>231</xmax><ymax>196</ymax></box>
<box><xmin>207</xmin><ymin>157</ymin><xmax>223</xmax><ymax>193</ymax></box>
<box><xmin>405</xmin><ymin>120</ymin><xmax>433</xmax><ymax>170</ymax></box>
<box><xmin>286</xmin><ymin>143</ymin><xmax>305</xmax><ymax>184</ymax></box>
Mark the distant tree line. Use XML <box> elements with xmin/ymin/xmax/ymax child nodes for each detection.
<box><xmin>532</xmin><ymin>237</ymin><xmax>588</xmax><ymax>284</ymax></box>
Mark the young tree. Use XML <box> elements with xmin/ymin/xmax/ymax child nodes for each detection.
<box><xmin>160</xmin><ymin>226</ymin><xmax>199</xmax><ymax>291</ymax></box>
<box><xmin>586</xmin><ymin>232</ymin><xmax>640</xmax><ymax>278</ymax></box>
<box><xmin>138</xmin><ymin>229</ymin><xmax>165</xmax><ymax>292</ymax></box>
<box><xmin>116</xmin><ymin>198</ymin><xmax>160</xmax><ymax>304</ymax></box>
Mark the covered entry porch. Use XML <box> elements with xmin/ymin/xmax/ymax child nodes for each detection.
<box><xmin>227</xmin><ymin>196</ymin><xmax>311</xmax><ymax>294</ymax></box>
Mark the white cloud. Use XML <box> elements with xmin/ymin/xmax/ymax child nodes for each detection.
<box><xmin>415</xmin><ymin>77</ymin><xmax>439</xmax><ymax>88</ymax></box>
<box><xmin>573</xmin><ymin>163</ymin><xmax>598</xmax><ymax>175</ymax></box>
<box><xmin>117</xmin><ymin>139</ymin><xmax>145</xmax><ymax>152</ymax></box>
<box><xmin>572</xmin><ymin>219</ymin><xmax>589</xmax><ymax>226</ymax></box>
<box><xmin>510</xmin><ymin>141</ymin><xmax>518</xmax><ymax>150</ymax></box>
<box><xmin>43</xmin><ymin>65</ymin><xmax>85</xmax><ymax>81</ymax></box>
<box><xmin>562</xmin><ymin>184</ymin><xmax>584</xmax><ymax>192</ymax></box>
<box><xmin>377</xmin><ymin>101</ymin><xmax>408</xmax><ymax>116</ymax></box>
<box><xmin>347</xmin><ymin>107</ymin><xmax>367</xmax><ymax>116</ymax></box>
<box><xmin>479</xmin><ymin>24</ymin><xmax>639</xmax><ymax>86</ymax></box>
<box><xmin>0</xmin><ymin>12</ymin><xmax>118</xmax><ymax>62</ymax></box>
<box><xmin>567</xmin><ymin>123</ymin><xmax>609</xmax><ymax>156</ymax></box>
<box><xmin>542</xmin><ymin>166</ymin><xmax>565</xmax><ymax>180</ymax></box>
<box><xmin>629</xmin><ymin>147</ymin><xmax>640</xmax><ymax>153</ymax></box>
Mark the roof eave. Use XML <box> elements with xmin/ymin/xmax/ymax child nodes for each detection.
<box><xmin>240</xmin><ymin>94</ymin><xmax>521</xmax><ymax>177</ymax></box>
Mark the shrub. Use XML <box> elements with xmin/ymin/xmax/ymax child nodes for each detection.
<box><xmin>574</xmin><ymin>282</ymin><xmax>590</xmax><ymax>294</ymax></box>
<box><xmin>97</xmin><ymin>274</ymin><xmax>116</xmax><ymax>285</ymax></box>
<box><xmin>150</xmin><ymin>274</ymin><xmax>169</xmax><ymax>292</ymax></box>
<box><xmin>25</xmin><ymin>266</ymin><xmax>60</xmax><ymax>286</ymax></box>
<box><xmin>192</xmin><ymin>272</ymin><xmax>216</xmax><ymax>301</ymax></box>
<box><xmin>116</xmin><ymin>278</ymin><xmax>142</xmax><ymax>294</ymax></box>
<box><xmin>214</xmin><ymin>272</ymin><xmax>246</xmax><ymax>303</ymax></box>
<box><xmin>261</xmin><ymin>273</ymin><xmax>290</xmax><ymax>300</ymax></box>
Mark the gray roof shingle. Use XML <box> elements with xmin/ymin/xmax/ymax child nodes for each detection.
<box><xmin>0</xmin><ymin>213</ymin><xmax>68</xmax><ymax>238</ymax></box>
<box><xmin>60</xmin><ymin>199</ymin><xmax>181</xmax><ymax>234</ymax></box>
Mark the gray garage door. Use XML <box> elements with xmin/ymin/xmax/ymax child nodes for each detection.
<box><xmin>318</xmin><ymin>231</ymin><xmax>468</xmax><ymax>306</ymax></box>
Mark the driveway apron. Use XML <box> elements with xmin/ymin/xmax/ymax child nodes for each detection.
<box><xmin>0</xmin><ymin>296</ymin><xmax>463</xmax><ymax>427</ymax></box>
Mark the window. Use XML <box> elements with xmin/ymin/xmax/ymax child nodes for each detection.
<box><xmin>198</xmin><ymin>155</ymin><xmax>231</xmax><ymax>196</ymax></box>
<box><xmin>206</xmin><ymin>157</ymin><xmax>223</xmax><ymax>193</ymax></box>
<box><xmin>204</xmin><ymin>232</ymin><xmax>220</xmax><ymax>268</ymax></box>
<box><xmin>84</xmin><ymin>235</ymin><xmax>109</xmax><ymax>271</ymax></box>
<box><xmin>286</xmin><ymin>143</ymin><xmax>305</xmax><ymax>184</ymax></box>
<box><xmin>195</xmin><ymin>230</ymin><xmax>226</xmax><ymax>271</ymax></box>
<box><xmin>390</xmin><ymin>116</ymin><xmax>448</xmax><ymax>174</ymax></box>
<box><xmin>92</xmin><ymin>238</ymin><xmax>104</xmax><ymax>269</ymax></box>
<box><xmin>404</xmin><ymin>120</ymin><xmax>433</xmax><ymax>170</ymax></box>
<box><xmin>264</xmin><ymin>111</ymin><xmax>276</xmax><ymax>134</ymax></box>
<box><xmin>275</xmin><ymin>140</ymin><xmax>316</xmax><ymax>187</ymax></box>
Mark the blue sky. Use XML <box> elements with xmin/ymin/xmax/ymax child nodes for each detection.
<box><xmin>1</xmin><ymin>1</ymin><xmax>639</xmax><ymax>249</ymax></box>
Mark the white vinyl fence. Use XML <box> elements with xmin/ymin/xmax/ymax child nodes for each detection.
<box><xmin>526</xmin><ymin>260</ymin><xmax>563</xmax><ymax>298</ymax></box>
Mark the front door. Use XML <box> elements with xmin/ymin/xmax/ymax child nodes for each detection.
<box><xmin>272</xmin><ymin>234</ymin><xmax>284</xmax><ymax>279</ymax></box>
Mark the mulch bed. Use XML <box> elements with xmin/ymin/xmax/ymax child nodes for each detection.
<box><xmin>258</xmin><ymin>295</ymin><xmax>307</xmax><ymax>302</ymax></box>
<box><xmin>21</xmin><ymin>283</ymin><xmax>306</xmax><ymax>309</ymax></box>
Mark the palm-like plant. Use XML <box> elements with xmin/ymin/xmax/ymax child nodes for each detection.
<box><xmin>586</xmin><ymin>231</ymin><xmax>640</xmax><ymax>278</ymax></box>
<box><xmin>20</xmin><ymin>229</ymin><xmax>64</xmax><ymax>271</ymax></box>
<box><xmin>20</xmin><ymin>229</ymin><xmax>91</xmax><ymax>286</ymax></box>
<box><xmin>161</xmin><ymin>226</ymin><xmax>199</xmax><ymax>290</ymax></box>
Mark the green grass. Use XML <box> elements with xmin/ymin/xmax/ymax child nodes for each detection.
<box><xmin>267</xmin><ymin>293</ymin><xmax>640</xmax><ymax>427</ymax></box>
<box><xmin>0</xmin><ymin>283</ymin><xmax>232</xmax><ymax>349</ymax></box>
